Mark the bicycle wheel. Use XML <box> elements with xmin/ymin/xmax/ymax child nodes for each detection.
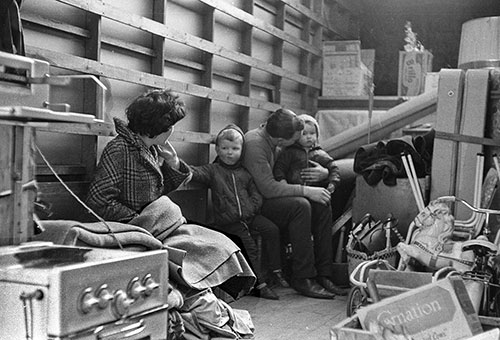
<box><xmin>346</xmin><ymin>286</ymin><xmax>368</xmax><ymax>317</ymax></box>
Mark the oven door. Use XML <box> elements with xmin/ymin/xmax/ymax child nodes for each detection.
<box><xmin>55</xmin><ymin>306</ymin><xmax>169</xmax><ymax>340</ymax></box>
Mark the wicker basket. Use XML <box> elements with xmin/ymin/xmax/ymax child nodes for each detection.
<box><xmin>346</xmin><ymin>238</ymin><xmax>399</xmax><ymax>277</ymax></box>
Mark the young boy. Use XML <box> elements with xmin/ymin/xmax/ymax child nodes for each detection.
<box><xmin>190</xmin><ymin>124</ymin><xmax>289</xmax><ymax>300</ymax></box>
<box><xmin>273</xmin><ymin>114</ymin><xmax>340</xmax><ymax>193</ymax></box>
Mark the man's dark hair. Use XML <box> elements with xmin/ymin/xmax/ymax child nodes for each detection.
<box><xmin>265</xmin><ymin>108</ymin><xmax>304</xmax><ymax>139</ymax></box>
<box><xmin>126</xmin><ymin>89</ymin><xmax>186</xmax><ymax>137</ymax></box>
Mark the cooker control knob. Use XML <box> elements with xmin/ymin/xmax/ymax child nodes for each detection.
<box><xmin>96</xmin><ymin>284</ymin><xmax>114</xmax><ymax>309</ymax></box>
<box><xmin>79</xmin><ymin>287</ymin><xmax>99</xmax><ymax>314</ymax></box>
<box><xmin>112</xmin><ymin>289</ymin><xmax>134</xmax><ymax>317</ymax></box>
<box><xmin>127</xmin><ymin>277</ymin><xmax>146</xmax><ymax>300</ymax></box>
<box><xmin>142</xmin><ymin>274</ymin><xmax>160</xmax><ymax>296</ymax></box>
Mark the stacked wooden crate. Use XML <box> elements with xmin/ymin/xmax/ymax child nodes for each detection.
<box><xmin>0</xmin><ymin>123</ymin><xmax>36</xmax><ymax>246</ymax></box>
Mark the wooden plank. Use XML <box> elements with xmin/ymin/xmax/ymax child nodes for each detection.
<box><xmin>318</xmin><ymin>95</ymin><xmax>406</xmax><ymax>110</ymax></box>
<box><xmin>322</xmin><ymin>89</ymin><xmax>437</xmax><ymax>157</ymax></box>
<box><xmin>170</xmin><ymin>130</ymin><xmax>215</xmax><ymax>145</ymax></box>
<box><xmin>151</xmin><ymin>0</ymin><xmax>166</xmax><ymax>77</ymax></box>
<box><xmin>330</xmin><ymin>315</ymin><xmax>376</xmax><ymax>340</ymax></box>
<box><xmin>239</xmin><ymin>1</ymin><xmax>253</xmax><ymax>131</ymax></box>
<box><xmin>430</xmin><ymin>69</ymin><xmax>465</xmax><ymax>200</ymax></box>
<box><xmin>26</xmin><ymin>46</ymin><xmax>282</xmax><ymax>113</ymax></box>
<box><xmin>12</xmin><ymin>126</ymin><xmax>36</xmax><ymax>244</ymax></box>
<box><xmin>197</xmin><ymin>0</ymin><xmax>322</xmax><ymax>56</ymax></box>
<box><xmin>29</xmin><ymin>120</ymin><xmax>114</xmax><ymax>136</ymax></box>
<box><xmin>22</xmin><ymin>13</ymin><xmax>311</xmax><ymax>94</ymax></box>
<box><xmin>332</xmin><ymin>208</ymin><xmax>352</xmax><ymax>236</ymax></box>
<box><xmin>368</xmin><ymin>269</ymin><xmax>432</xmax><ymax>289</ymax></box>
<box><xmin>455</xmin><ymin>69</ymin><xmax>489</xmax><ymax>219</ymax></box>
<box><xmin>0</xmin><ymin>126</ymin><xmax>14</xmax><ymax>246</ymax></box>
<box><xmin>284</xmin><ymin>0</ymin><xmax>354</xmax><ymax>38</ymax></box>
<box><xmin>54</xmin><ymin>0</ymin><xmax>320</xmax><ymax>89</ymax></box>
<box><xmin>272</xmin><ymin>2</ymin><xmax>285</xmax><ymax>105</ymax></box>
<box><xmin>434</xmin><ymin>131</ymin><xmax>500</xmax><ymax>147</ymax></box>
<box><xmin>0</xmin><ymin>106</ymin><xmax>97</xmax><ymax>123</ymax></box>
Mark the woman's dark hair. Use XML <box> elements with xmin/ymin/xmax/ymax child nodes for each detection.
<box><xmin>126</xmin><ymin>89</ymin><xmax>186</xmax><ymax>137</ymax></box>
<box><xmin>265</xmin><ymin>108</ymin><xmax>304</xmax><ymax>139</ymax></box>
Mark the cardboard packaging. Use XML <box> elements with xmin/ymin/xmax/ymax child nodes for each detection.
<box><xmin>322</xmin><ymin>40</ymin><xmax>372</xmax><ymax>97</ymax></box>
<box><xmin>424</xmin><ymin>72</ymin><xmax>440</xmax><ymax>93</ymax></box>
<box><xmin>356</xmin><ymin>276</ymin><xmax>483</xmax><ymax>340</ymax></box>
<box><xmin>465</xmin><ymin>328</ymin><xmax>500</xmax><ymax>340</ymax></box>
<box><xmin>361</xmin><ymin>49</ymin><xmax>376</xmax><ymax>74</ymax></box>
<box><xmin>398</xmin><ymin>50</ymin><xmax>433</xmax><ymax>96</ymax></box>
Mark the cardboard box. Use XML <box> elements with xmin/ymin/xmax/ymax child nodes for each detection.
<box><xmin>330</xmin><ymin>315</ymin><xmax>495</xmax><ymax>340</ymax></box>
<box><xmin>398</xmin><ymin>50</ymin><xmax>433</xmax><ymax>96</ymax></box>
<box><xmin>322</xmin><ymin>40</ymin><xmax>372</xmax><ymax>97</ymax></box>
<box><xmin>356</xmin><ymin>277</ymin><xmax>483</xmax><ymax>340</ymax></box>
<box><xmin>322</xmin><ymin>65</ymin><xmax>372</xmax><ymax>96</ymax></box>
<box><xmin>424</xmin><ymin>72</ymin><xmax>440</xmax><ymax>93</ymax></box>
<box><xmin>465</xmin><ymin>328</ymin><xmax>500</xmax><ymax>340</ymax></box>
<box><xmin>324</xmin><ymin>40</ymin><xmax>361</xmax><ymax>55</ymax></box>
<box><xmin>361</xmin><ymin>49</ymin><xmax>376</xmax><ymax>75</ymax></box>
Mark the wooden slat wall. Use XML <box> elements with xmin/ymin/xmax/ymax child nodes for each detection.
<box><xmin>18</xmin><ymin>0</ymin><xmax>359</xmax><ymax>222</ymax></box>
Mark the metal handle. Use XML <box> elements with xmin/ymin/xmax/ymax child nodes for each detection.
<box><xmin>30</xmin><ymin>74</ymin><xmax>108</xmax><ymax>117</ymax></box>
<box><xmin>0</xmin><ymin>51</ymin><xmax>35</xmax><ymax>72</ymax></box>
<box><xmin>97</xmin><ymin>319</ymin><xmax>146</xmax><ymax>340</ymax></box>
<box><xmin>28</xmin><ymin>74</ymin><xmax>107</xmax><ymax>91</ymax></box>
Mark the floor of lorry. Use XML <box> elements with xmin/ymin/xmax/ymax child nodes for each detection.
<box><xmin>230</xmin><ymin>285</ymin><xmax>348</xmax><ymax>340</ymax></box>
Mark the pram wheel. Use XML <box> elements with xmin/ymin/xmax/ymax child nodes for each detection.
<box><xmin>346</xmin><ymin>286</ymin><xmax>368</xmax><ymax>317</ymax></box>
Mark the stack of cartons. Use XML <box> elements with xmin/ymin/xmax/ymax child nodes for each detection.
<box><xmin>322</xmin><ymin>40</ymin><xmax>372</xmax><ymax>97</ymax></box>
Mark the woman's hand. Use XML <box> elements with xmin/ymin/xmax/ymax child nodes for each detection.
<box><xmin>157</xmin><ymin>141</ymin><xmax>180</xmax><ymax>169</ymax></box>
<box><xmin>300</xmin><ymin>160</ymin><xmax>328</xmax><ymax>184</ymax></box>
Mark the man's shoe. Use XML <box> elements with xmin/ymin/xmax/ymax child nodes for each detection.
<box><xmin>316</xmin><ymin>276</ymin><xmax>349</xmax><ymax>296</ymax></box>
<box><xmin>252</xmin><ymin>285</ymin><xmax>279</xmax><ymax>300</ymax></box>
<box><xmin>271</xmin><ymin>270</ymin><xmax>290</xmax><ymax>288</ymax></box>
<box><xmin>291</xmin><ymin>278</ymin><xmax>335</xmax><ymax>299</ymax></box>
<box><xmin>259</xmin><ymin>285</ymin><xmax>279</xmax><ymax>300</ymax></box>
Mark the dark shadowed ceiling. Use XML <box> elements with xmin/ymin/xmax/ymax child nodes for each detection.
<box><xmin>354</xmin><ymin>0</ymin><xmax>500</xmax><ymax>94</ymax></box>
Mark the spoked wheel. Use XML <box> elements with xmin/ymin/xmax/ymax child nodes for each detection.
<box><xmin>346</xmin><ymin>286</ymin><xmax>368</xmax><ymax>317</ymax></box>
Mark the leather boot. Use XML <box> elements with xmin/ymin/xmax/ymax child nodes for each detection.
<box><xmin>291</xmin><ymin>278</ymin><xmax>335</xmax><ymax>299</ymax></box>
<box><xmin>316</xmin><ymin>276</ymin><xmax>349</xmax><ymax>296</ymax></box>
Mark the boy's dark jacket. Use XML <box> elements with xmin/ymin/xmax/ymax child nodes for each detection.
<box><xmin>190</xmin><ymin>124</ymin><xmax>262</xmax><ymax>226</ymax></box>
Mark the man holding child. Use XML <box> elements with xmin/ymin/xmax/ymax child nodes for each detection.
<box><xmin>243</xmin><ymin>108</ymin><xmax>347</xmax><ymax>299</ymax></box>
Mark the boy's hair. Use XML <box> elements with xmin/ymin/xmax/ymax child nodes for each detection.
<box><xmin>215</xmin><ymin>128</ymin><xmax>243</xmax><ymax>146</ymax></box>
<box><xmin>126</xmin><ymin>89</ymin><xmax>186</xmax><ymax>138</ymax></box>
<box><xmin>266</xmin><ymin>108</ymin><xmax>304</xmax><ymax>139</ymax></box>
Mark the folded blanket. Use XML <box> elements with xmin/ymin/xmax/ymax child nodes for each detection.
<box><xmin>163</xmin><ymin>223</ymin><xmax>255</xmax><ymax>296</ymax></box>
<box><xmin>129</xmin><ymin>195</ymin><xmax>186</xmax><ymax>242</ymax></box>
<box><xmin>36</xmin><ymin>196</ymin><xmax>256</xmax><ymax>299</ymax></box>
<box><xmin>35</xmin><ymin>220</ymin><xmax>163</xmax><ymax>250</ymax></box>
